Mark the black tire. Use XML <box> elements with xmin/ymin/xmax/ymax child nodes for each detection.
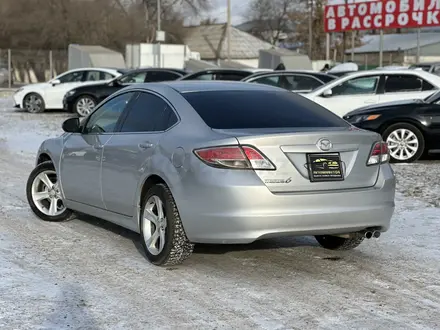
<box><xmin>382</xmin><ymin>122</ymin><xmax>425</xmax><ymax>163</ymax></box>
<box><xmin>23</xmin><ymin>93</ymin><xmax>45</xmax><ymax>113</ymax></box>
<box><xmin>315</xmin><ymin>234</ymin><xmax>364</xmax><ymax>251</ymax></box>
<box><xmin>74</xmin><ymin>95</ymin><xmax>96</xmax><ymax>117</ymax></box>
<box><xmin>26</xmin><ymin>161</ymin><xmax>75</xmax><ymax>222</ymax></box>
<box><xmin>140</xmin><ymin>183</ymin><xmax>194</xmax><ymax>266</ymax></box>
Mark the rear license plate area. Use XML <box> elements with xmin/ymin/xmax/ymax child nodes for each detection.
<box><xmin>306</xmin><ymin>153</ymin><xmax>344</xmax><ymax>182</ymax></box>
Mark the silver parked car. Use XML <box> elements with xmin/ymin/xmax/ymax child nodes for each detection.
<box><xmin>26</xmin><ymin>81</ymin><xmax>396</xmax><ymax>266</ymax></box>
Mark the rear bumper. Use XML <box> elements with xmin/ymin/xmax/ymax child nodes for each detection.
<box><xmin>176</xmin><ymin>165</ymin><xmax>396</xmax><ymax>244</ymax></box>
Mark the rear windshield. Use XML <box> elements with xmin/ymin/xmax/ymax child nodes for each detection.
<box><xmin>181</xmin><ymin>90</ymin><xmax>349</xmax><ymax>129</ymax></box>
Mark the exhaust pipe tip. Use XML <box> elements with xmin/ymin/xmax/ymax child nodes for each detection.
<box><xmin>373</xmin><ymin>231</ymin><xmax>381</xmax><ymax>238</ymax></box>
<box><xmin>365</xmin><ymin>231</ymin><xmax>373</xmax><ymax>239</ymax></box>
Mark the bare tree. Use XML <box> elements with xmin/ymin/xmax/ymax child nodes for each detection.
<box><xmin>0</xmin><ymin>0</ymin><xmax>211</xmax><ymax>50</ymax></box>
<box><xmin>246</xmin><ymin>0</ymin><xmax>299</xmax><ymax>45</ymax></box>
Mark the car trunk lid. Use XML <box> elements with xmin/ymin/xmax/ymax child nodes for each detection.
<box><xmin>213</xmin><ymin>127</ymin><xmax>381</xmax><ymax>193</ymax></box>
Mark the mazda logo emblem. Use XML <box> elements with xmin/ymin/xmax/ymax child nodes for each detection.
<box><xmin>317</xmin><ymin>138</ymin><xmax>332</xmax><ymax>151</ymax></box>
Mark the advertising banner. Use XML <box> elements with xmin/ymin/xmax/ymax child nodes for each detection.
<box><xmin>324</xmin><ymin>0</ymin><xmax>440</xmax><ymax>32</ymax></box>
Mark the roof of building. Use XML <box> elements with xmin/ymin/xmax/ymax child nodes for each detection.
<box><xmin>184</xmin><ymin>59</ymin><xmax>217</xmax><ymax>72</ymax></box>
<box><xmin>235</xmin><ymin>19</ymin><xmax>296</xmax><ymax>33</ymax></box>
<box><xmin>217</xmin><ymin>60</ymin><xmax>253</xmax><ymax>69</ymax></box>
<box><xmin>346</xmin><ymin>33</ymin><xmax>440</xmax><ymax>54</ymax></box>
<box><xmin>182</xmin><ymin>24</ymin><xmax>274</xmax><ymax>60</ymax></box>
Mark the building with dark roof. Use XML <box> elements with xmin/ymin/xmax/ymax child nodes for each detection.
<box><xmin>181</xmin><ymin>23</ymin><xmax>275</xmax><ymax>67</ymax></box>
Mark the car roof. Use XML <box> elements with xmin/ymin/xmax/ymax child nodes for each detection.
<box><xmin>121</xmin><ymin>67</ymin><xmax>186</xmax><ymax>75</ymax></box>
<box><xmin>309</xmin><ymin>68</ymin><xmax>440</xmax><ymax>95</ymax></box>
<box><xmin>243</xmin><ymin>70</ymin><xmax>338</xmax><ymax>80</ymax></box>
<box><xmin>125</xmin><ymin>80</ymin><xmax>283</xmax><ymax>93</ymax></box>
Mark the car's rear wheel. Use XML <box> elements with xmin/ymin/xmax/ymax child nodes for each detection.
<box><xmin>315</xmin><ymin>234</ymin><xmax>364</xmax><ymax>250</ymax></box>
<box><xmin>23</xmin><ymin>93</ymin><xmax>45</xmax><ymax>113</ymax></box>
<box><xmin>382</xmin><ymin>123</ymin><xmax>425</xmax><ymax>163</ymax></box>
<box><xmin>26</xmin><ymin>161</ymin><xmax>75</xmax><ymax>222</ymax></box>
<box><xmin>140</xmin><ymin>183</ymin><xmax>194</xmax><ymax>266</ymax></box>
<box><xmin>74</xmin><ymin>95</ymin><xmax>96</xmax><ymax>117</ymax></box>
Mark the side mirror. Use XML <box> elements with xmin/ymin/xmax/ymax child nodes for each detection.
<box><xmin>51</xmin><ymin>79</ymin><xmax>61</xmax><ymax>86</ymax></box>
<box><xmin>322</xmin><ymin>89</ymin><xmax>333</xmax><ymax>97</ymax></box>
<box><xmin>62</xmin><ymin>117</ymin><xmax>81</xmax><ymax>133</ymax></box>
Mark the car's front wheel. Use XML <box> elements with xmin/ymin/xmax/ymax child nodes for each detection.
<box><xmin>382</xmin><ymin>123</ymin><xmax>425</xmax><ymax>163</ymax></box>
<box><xmin>23</xmin><ymin>93</ymin><xmax>45</xmax><ymax>113</ymax></box>
<box><xmin>26</xmin><ymin>161</ymin><xmax>75</xmax><ymax>222</ymax></box>
<box><xmin>74</xmin><ymin>95</ymin><xmax>96</xmax><ymax>117</ymax></box>
<box><xmin>315</xmin><ymin>234</ymin><xmax>364</xmax><ymax>250</ymax></box>
<box><xmin>140</xmin><ymin>183</ymin><xmax>194</xmax><ymax>266</ymax></box>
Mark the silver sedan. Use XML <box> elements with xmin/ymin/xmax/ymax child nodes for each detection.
<box><xmin>26</xmin><ymin>81</ymin><xmax>396</xmax><ymax>266</ymax></box>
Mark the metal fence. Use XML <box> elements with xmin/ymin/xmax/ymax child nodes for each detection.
<box><xmin>0</xmin><ymin>49</ymin><xmax>68</xmax><ymax>88</ymax></box>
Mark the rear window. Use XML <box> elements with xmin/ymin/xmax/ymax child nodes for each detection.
<box><xmin>181</xmin><ymin>90</ymin><xmax>349</xmax><ymax>129</ymax></box>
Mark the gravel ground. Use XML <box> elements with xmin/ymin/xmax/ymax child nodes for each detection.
<box><xmin>1</xmin><ymin>97</ymin><xmax>440</xmax><ymax>330</ymax></box>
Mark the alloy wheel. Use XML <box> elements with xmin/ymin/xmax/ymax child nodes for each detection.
<box><xmin>25</xmin><ymin>95</ymin><xmax>42</xmax><ymax>113</ymax></box>
<box><xmin>142</xmin><ymin>195</ymin><xmax>167</xmax><ymax>256</ymax></box>
<box><xmin>386</xmin><ymin>128</ymin><xmax>419</xmax><ymax>161</ymax></box>
<box><xmin>76</xmin><ymin>97</ymin><xmax>96</xmax><ymax>116</ymax></box>
<box><xmin>31</xmin><ymin>170</ymin><xmax>66</xmax><ymax>216</ymax></box>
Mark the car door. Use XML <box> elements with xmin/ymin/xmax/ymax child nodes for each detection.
<box><xmin>313</xmin><ymin>75</ymin><xmax>381</xmax><ymax>117</ymax></box>
<box><xmin>45</xmin><ymin>70</ymin><xmax>86</xmax><ymax>108</ymax></box>
<box><xmin>101</xmin><ymin>91</ymin><xmax>178</xmax><ymax>218</ymax></box>
<box><xmin>378</xmin><ymin>74</ymin><xmax>437</xmax><ymax>104</ymax></box>
<box><xmin>59</xmin><ymin>92</ymin><xmax>137</xmax><ymax>208</ymax></box>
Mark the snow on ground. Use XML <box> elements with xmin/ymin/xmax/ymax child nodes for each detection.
<box><xmin>1</xmin><ymin>98</ymin><xmax>440</xmax><ymax>329</ymax></box>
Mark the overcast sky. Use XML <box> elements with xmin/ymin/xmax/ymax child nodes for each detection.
<box><xmin>202</xmin><ymin>0</ymin><xmax>251</xmax><ymax>25</ymax></box>
<box><xmin>199</xmin><ymin>0</ymin><xmax>377</xmax><ymax>26</ymax></box>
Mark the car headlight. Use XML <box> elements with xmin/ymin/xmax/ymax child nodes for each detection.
<box><xmin>345</xmin><ymin>114</ymin><xmax>381</xmax><ymax>124</ymax></box>
<box><xmin>66</xmin><ymin>90</ymin><xmax>76</xmax><ymax>97</ymax></box>
<box><xmin>15</xmin><ymin>87</ymin><xmax>24</xmax><ymax>94</ymax></box>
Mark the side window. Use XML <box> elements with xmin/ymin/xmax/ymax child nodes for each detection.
<box><xmin>145</xmin><ymin>71</ymin><xmax>182</xmax><ymax>82</ymax></box>
<box><xmin>215</xmin><ymin>73</ymin><xmax>249</xmax><ymax>81</ymax></box>
<box><xmin>384</xmin><ymin>75</ymin><xmax>422</xmax><ymax>93</ymax></box>
<box><xmin>252</xmin><ymin>76</ymin><xmax>280</xmax><ymax>87</ymax></box>
<box><xmin>422</xmin><ymin>80</ymin><xmax>435</xmax><ymax>91</ymax></box>
<box><xmin>84</xmin><ymin>71</ymin><xmax>113</xmax><ymax>81</ymax></box>
<box><xmin>84</xmin><ymin>93</ymin><xmax>134</xmax><ymax>134</ymax></box>
<box><xmin>286</xmin><ymin>75</ymin><xmax>323</xmax><ymax>91</ymax></box>
<box><xmin>120</xmin><ymin>92</ymin><xmax>178</xmax><ymax>133</ymax></box>
<box><xmin>189</xmin><ymin>73</ymin><xmax>214</xmax><ymax>80</ymax></box>
<box><xmin>331</xmin><ymin>76</ymin><xmax>379</xmax><ymax>96</ymax></box>
<box><xmin>119</xmin><ymin>72</ymin><xmax>148</xmax><ymax>84</ymax></box>
<box><xmin>58</xmin><ymin>71</ymin><xmax>84</xmax><ymax>83</ymax></box>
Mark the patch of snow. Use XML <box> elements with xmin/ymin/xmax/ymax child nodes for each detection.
<box><xmin>0</xmin><ymin>97</ymin><xmax>440</xmax><ymax>328</ymax></box>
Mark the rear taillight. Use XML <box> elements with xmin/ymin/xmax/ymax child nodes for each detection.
<box><xmin>194</xmin><ymin>145</ymin><xmax>275</xmax><ymax>170</ymax></box>
<box><xmin>367</xmin><ymin>141</ymin><xmax>389</xmax><ymax>166</ymax></box>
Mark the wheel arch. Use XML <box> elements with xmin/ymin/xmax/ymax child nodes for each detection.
<box><xmin>378</xmin><ymin>118</ymin><xmax>427</xmax><ymax>138</ymax></box>
<box><xmin>37</xmin><ymin>153</ymin><xmax>53</xmax><ymax>165</ymax></box>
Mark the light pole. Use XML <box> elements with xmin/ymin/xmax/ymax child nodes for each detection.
<box><xmin>227</xmin><ymin>0</ymin><xmax>231</xmax><ymax>61</ymax></box>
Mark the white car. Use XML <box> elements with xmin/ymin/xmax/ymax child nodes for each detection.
<box><xmin>13</xmin><ymin>68</ymin><xmax>123</xmax><ymax>113</ymax></box>
<box><xmin>302</xmin><ymin>69</ymin><xmax>440</xmax><ymax>117</ymax></box>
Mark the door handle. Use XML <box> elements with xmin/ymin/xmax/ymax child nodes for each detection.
<box><xmin>139</xmin><ymin>142</ymin><xmax>154</xmax><ymax>149</ymax></box>
<box><xmin>364</xmin><ymin>100</ymin><xmax>376</xmax><ymax>104</ymax></box>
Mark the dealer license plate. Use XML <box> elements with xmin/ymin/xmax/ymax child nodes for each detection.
<box><xmin>307</xmin><ymin>153</ymin><xmax>344</xmax><ymax>182</ymax></box>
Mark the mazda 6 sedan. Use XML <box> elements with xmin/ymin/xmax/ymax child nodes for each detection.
<box><xmin>26</xmin><ymin>81</ymin><xmax>396</xmax><ymax>266</ymax></box>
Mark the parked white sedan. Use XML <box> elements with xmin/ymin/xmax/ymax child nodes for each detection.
<box><xmin>302</xmin><ymin>70</ymin><xmax>440</xmax><ymax>117</ymax></box>
<box><xmin>13</xmin><ymin>67</ymin><xmax>123</xmax><ymax>113</ymax></box>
